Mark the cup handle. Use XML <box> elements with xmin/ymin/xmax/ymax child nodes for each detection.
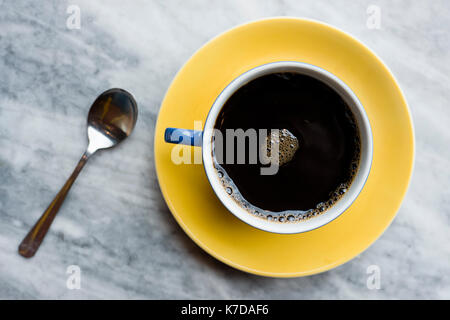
<box><xmin>164</xmin><ymin>128</ymin><xmax>203</xmax><ymax>146</ymax></box>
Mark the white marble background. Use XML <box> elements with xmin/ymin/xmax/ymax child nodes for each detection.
<box><xmin>0</xmin><ymin>0</ymin><xmax>449</xmax><ymax>299</ymax></box>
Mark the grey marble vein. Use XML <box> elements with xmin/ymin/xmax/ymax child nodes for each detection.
<box><xmin>0</xmin><ymin>0</ymin><xmax>449</xmax><ymax>299</ymax></box>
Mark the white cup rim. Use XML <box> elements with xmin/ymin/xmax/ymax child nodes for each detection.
<box><xmin>202</xmin><ymin>61</ymin><xmax>373</xmax><ymax>234</ymax></box>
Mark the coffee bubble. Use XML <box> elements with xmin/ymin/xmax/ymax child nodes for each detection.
<box><xmin>214</xmin><ymin>152</ymin><xmax>360</xmax><ymax>223</ymax></box>
<box><xmin>260</xmin><ymin>129</ymin><xmax>299</xmax><ymax>167</ymax></box>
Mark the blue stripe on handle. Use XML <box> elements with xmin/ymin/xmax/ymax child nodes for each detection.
<box><xmin>164</xmin><ymin>128</ymin><xmax>203</xmax><ymax>146</ymax></box>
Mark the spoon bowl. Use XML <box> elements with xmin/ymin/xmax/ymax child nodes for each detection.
<box><xmin>87</xmin><ymin>88</ymin><xmax>138</xmax><ymax>155</ymax></box>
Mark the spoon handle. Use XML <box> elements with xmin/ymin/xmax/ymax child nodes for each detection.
<box><xmin>18</xmin><ymin>152</ymin><xmax>90</xmax><ymax>258</ymax></box>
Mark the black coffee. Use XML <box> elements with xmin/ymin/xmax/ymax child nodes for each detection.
<box><xmin>213</xmin><ymin>72</ymin><xmax>360</xmax><ymax>222</ymax></box>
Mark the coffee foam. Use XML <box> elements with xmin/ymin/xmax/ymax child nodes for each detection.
<box><xmin>214</xmin><ymin>162</ymin><xmax>358</xmax><ymax>223</ymax></box>
<box><xmin>260</xmin><ymin>129</ymin><xmax>299</xmax><ymax>167</ymax></box>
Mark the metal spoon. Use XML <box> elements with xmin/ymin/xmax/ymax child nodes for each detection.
<box><xmin>18</xmin><ymin>88</ymin><xmax>138</xmax><ymax>258</ymax></box>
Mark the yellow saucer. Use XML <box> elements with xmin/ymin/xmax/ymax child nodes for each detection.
<box><xmin>154</xmin><ymin>18</ymin><xmax>414</xmax><ymax>277</ymax></box>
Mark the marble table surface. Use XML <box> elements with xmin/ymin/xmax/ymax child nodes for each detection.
<box><xmin>0</xmin><ymin>0</ymin><xmax>449</xmax><ymax>299</ymax></box>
